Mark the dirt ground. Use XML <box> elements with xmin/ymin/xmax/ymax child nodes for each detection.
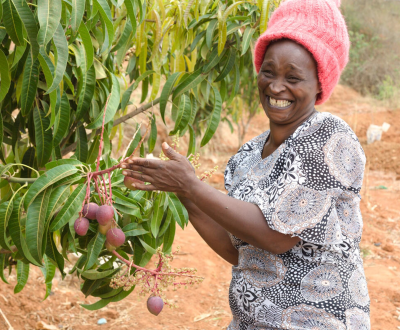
<box><xmin>1</xmin><ymin>85</ymin><xmax>400</xmax><ymax>330</ymax></box>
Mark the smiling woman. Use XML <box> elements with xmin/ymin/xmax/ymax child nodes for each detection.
<box><xmin>121</xmin><ymin>0</ymin><xmax>371</xmax><ymax>329</ymax></box>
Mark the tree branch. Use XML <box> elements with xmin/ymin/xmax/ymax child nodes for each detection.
<box><xmin>0</xmin><ymin>175</ymin><xmax>37</xmax><ymax>184</ymax></box>
<box><xmin>61</xmin><ymin>95</ymin><xmax>161</xmax><ymax>156</ymax></box>
<box><xmin>0</xmin><ymin>246</ymin><xmax>17</xmax><ymax>254</ymax></box>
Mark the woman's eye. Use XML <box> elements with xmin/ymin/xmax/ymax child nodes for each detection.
<box><xmin>288</xmin><ymin>77</ymin><xmax>300</xmax><ymax>82</ymax></box>
<box><xmin>263</xmin><ymin>70</ymin><xmax>273</xmax><ymax>76</ymax></box>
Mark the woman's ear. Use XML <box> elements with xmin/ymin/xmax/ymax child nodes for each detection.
<box><xmin>318</xmin><ymin>82</ymin><xmax>322</xmax><ymax>93</ymax></box>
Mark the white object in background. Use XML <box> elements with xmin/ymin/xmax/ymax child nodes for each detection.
<box><xmin>366</xmin><ymin>122</ymin><xmax>390</xmax><ymax>144</ymax></box>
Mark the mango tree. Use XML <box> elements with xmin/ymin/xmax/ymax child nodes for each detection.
<box><xmin>0</xmin><ymin>0</ymin><xmax>281</xmax><ymax>312</ymax></box>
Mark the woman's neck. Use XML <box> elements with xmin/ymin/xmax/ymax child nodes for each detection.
<box><xmin>262</xmin><ymin>109</ymin><xmax>316</xmax><ymax>159</ymax></box>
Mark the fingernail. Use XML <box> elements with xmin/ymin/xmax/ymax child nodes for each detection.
<box><xmin>121</xmin><ymin>164</ymin><xmax>127</xmax><ymax>168</ymax></box>
<box><xmin>163</xmin><ymin>142</ymin><xmax>170</xmax><ymax>149</ymax></box>
<box><xmin>127</xmin><ymin>159</ymin><xmax>133</xmax><ymax>163</ymax></box>
<box><xmin>131</xmin><ymin>183</ymin><xmax>136</xmax><ymax>188</ymax></box>
<box><xmin>122</xmin><ymin>170</ymin><xmax>128</xmax><ymax>175</ymax></box>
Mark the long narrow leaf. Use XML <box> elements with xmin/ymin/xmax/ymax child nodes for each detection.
<box><xmin>33</xmin><ymin>107</ymin><xmax>53</xmax><ymax>167</ymax></box>
<box><xmin>50</xmin><ymin>184</ymin><xmax>87</xmax><ymax>232</ymax></box>
<box><xmin>37</xmin><ymin>0</ymin><xmax>62</xmax><ymax>47</ymax></box>
<box><xmin>71</xmin><ymin>0</ymin><xmax>85</xmax><ymax>33</ymax></box>
<box><xmin>84</xmin><ymin>233</ymin><xmax>106</xmax><ymax>270</ymax></box>
<box><xmin>86</xmin><ymin>74</ymin><xmax>121</xmax><ymax>129</ymax></box>
<box><xmin>26</xmin><ymin>188</ymin><xmax>52</xmax><ymax>264</ymax></box>
<box><xmin>2</xmin><ymin>0</ymin><xmax>24</xmax><ymax>46</ymax></box>
<box><xmin>46</xmin><ymin>23</ymin><xmax>68</xmax><ymax>94</ymax></box>
<box><xmin>200</xmin><ymin>86</ymin><xmax>222</xmax><ymax>146</ymax></box>
<box><xmin>0</xmin><ymin>50</ymin><xmax>11</xmax><ymax>102</ymax></box>
<box><xmin>21</xmin><ymin>55</ymin><xmax>40</xmax><ymax>116</ymax></box>
<box><xmin>14</xmin><ymin>261</ymin><xmax>30</xmax><ymax>293</ymax></box>
<box><xmin>11</xmin><ymin>0</ymin><xmax>39</xmax><ymax>59</ymax></box>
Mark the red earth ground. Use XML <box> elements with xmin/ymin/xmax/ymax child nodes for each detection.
<box><xmin>1</xmin><ymin>85</ymin><xmax>400</xmax><ymax>330</ymax></box>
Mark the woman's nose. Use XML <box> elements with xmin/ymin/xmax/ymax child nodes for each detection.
<box><xmin>269</xmin><ymin>79</ymin><xmax>286</xmax><ymax>94</ymax></box>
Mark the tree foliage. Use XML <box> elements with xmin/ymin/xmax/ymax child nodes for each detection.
<box><xmin>0</xmin><ymin>0</ymin><xmax>281</xmax><ymax>309</ymax></box>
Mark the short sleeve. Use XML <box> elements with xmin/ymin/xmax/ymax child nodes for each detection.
<box><xmin>252</xmin><ymin>122</ymin><xmax>366</xmax><ymax>245</ymax></box>
<box><xmin>224</xmin><ymin>154</ymin><xmax>236</xmax><ymax>191</ymax></box>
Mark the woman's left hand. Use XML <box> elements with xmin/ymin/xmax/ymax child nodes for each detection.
<box><xmin>121</xmin><ymin>142</ymin><xmax>196</xmax><ymax>197</ymax></box>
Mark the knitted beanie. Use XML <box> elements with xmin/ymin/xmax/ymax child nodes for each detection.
<box><xmin>254</xmin><ymin>0</ymin><xmax>350</xmax><ymax>105</ymax></box>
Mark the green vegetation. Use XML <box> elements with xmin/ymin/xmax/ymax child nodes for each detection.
<box><xmin>341</xmin><ymin>0</ymin><xmax>400</xmax><ymax>106</ymax></box>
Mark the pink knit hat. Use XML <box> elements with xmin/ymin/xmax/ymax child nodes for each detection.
<box><xmin>254</xmin><ymin>0</ymin><xmax>350</xmax><ymax>105</ymax></box>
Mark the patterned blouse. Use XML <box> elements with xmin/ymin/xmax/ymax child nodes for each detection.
<box><xmin>224</xmin><ymin>112</ymin><xmax>370</xmax><ymax>330</ymax></box>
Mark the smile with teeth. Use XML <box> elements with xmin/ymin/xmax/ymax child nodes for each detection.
<box><xmin>268</xmin><ymin>96</ymin><xmax>293</xmax><ymax>108</ymax></box>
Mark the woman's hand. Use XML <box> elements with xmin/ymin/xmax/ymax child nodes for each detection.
<box><xmin>121</xmin><ymin>142</ymin><xmax>197</xmax><ymax>197</ymax></box>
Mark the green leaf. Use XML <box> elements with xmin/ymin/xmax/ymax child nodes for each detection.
<box><xmin>21</xmin><ymin>55</ymin><xmax>40</xmax><ymax>116</ymax></box>
<box><xmin>14</xmin><ymin>260</ymin><xmax>30</xmax><ymax>293</ymax></box>
<box><xmin>124</xmin><ymin>228</ymin><xmax>148</xmax><ymax>237</ymax></box>
<box><xmin>206</xmin><ymin>19</ymin><xmax>218</xmax><ymax>49</ymax></box>
<box><xmin>0</xmin><ymin>115</ymin><xmax>2</xmax><ymax>147</ymax></box>
<box><xmin>172</xmin><ymin>68</ymin><xmax>207</xmax><ymax>100</ymax></box>
<box><xmin>0</xmin><ymin>254</ymin><xmax>9</xmax><ymax>284</ymax></box>
<box><xmin>124</xmin><ymin>0</ymin><xmax>137</xmax><ymax>35</ymax></box>
<box><xmin>33</xmin><ymin>107</ymin><xmax>53</xmax><ymax>167</ymax></box>
<box><xmin>71</xmin><ymin>0</ymin><xmax>85</xmax><ymax>33</ymax></box>
<box><xmin>45</xmin><ymin>231</ymin><xmax>65</xmax><ymax>278</ymax></box>
<box><xmin>45</xmin><ymin>185</ymin><xmax>71</xmax><ymax>222</ymax></box>
<box><xmin>75</xmin><ymin>125</ymin><xmax>88</xmax><ymax>162</ymax></box>
<box><xmin>200</xmin><ymin>86</ymin><xmax>222</xmax><ymax>147</ymax></box>
<box><xmin>222</xmin><ymin>1</ymin><xmax>245</xmax><ymax>21</ymax></box>
<box><xmin>81</xmin><ymin>285</ymin><xmax>134</xmax><ymax>310</ymax></box>
<box><xmin>241</xmin><ymin>26</ymin><xmax>255</xmax><ymax>56</ymax></box>
<box><xmin>53</xmin><ymin>93</ymin><xmax>70</xmax><ymax>146</ymax></box>
<box><xmin>159</xmin><ymin>72</ymin><xmax>182</xmax><ymax>124</ymax></box>
<box><xmin>120</xmin><ymin>70</ymin><xmax>155</xmax><ymax>111</ymax></box>
<box><xmin>11</xmin><ymin>0</ymin><xmax>39</xmax><ymax>59</ymax></box>
<box><xmin>86</xmin><ymin>74</ymin><xmax>121</xmax><ymax>129</ymax></box>
<box><xmin>37</xmin><ymin>0</ymin><xmax>62</xmax><ymax>47</ymax></box>
<box><xmin>162</xmin><ymin>216</ymin><xmax>175</xmax><ymax>253</ymax></box>
<box><xmin>26</xmin><ymin>188</ymin><xmax>52</xmax><ymax>264</ymax></box>
<box><xmin>150</xmin><ymin>193</ymin><xmax>166</xmax><ymax>238</ymax></box>
<box><xmin>84</xmin><ymin>232</ymin><xmax>106</xmax><ymax>270</ymax></box>
<box><xmin>167</xmin><ymin>192</ymin><xmax>186</xmax><ymax>229</ymax></box>
<box><xmin>217</xmin><ymin>19</ymin><xmax>227</xmax><ymax>56</ymax></box>
<box><xmin>148</xmin><ymin>114</ymin><xmax>157</xmax><ymax>153</ymax></box>
<box><xmin>75</xmin><ymin>65</ymin><xmax>96</xmax><ymax>120</ymax></box>
<box><xmin>0</xmin><ymin>201</ymin><xmax>13</xmax><ymax>250</ymax></box>
<box><xmin>49</xmin><ymin>184</ymin><xmax>87</xmax><ymax>232</ymax></box>
<box><xmin>2</xmin><ymin>0</ymin><xmax>24</xmax><ymax>46</ymax></box>
<box><xmin>111</xmin><ymin>19</ymin><xmax>132</xmax><ymax>53</ymax></box>
<box><xmin>94</xmin><ymin>0</ymin><xmax>114</xmax><ymax>51</ymax></box>
<box><xmin>0</xmin><ymin>49</ymin><xmax>11</xmax><ymax>102</ymax></box>
<box><xmin>260</xmin><ymin>0</ymin><xmax>270</xmax><ymax>34</ymax></box>
<box><xmin>215</xmin><ymin>48</ymin><xmax>236</xmax><ymax>82</ymax></box>
<box><xmin>139</xmin><ymin>238</ymin><xmax>156</xmax><ymax>254</ymax></box>
<box><xmin>170</xmin><ymin>94</ymin><xmax>192</xmax><ymax>136</ymax></box>
<box><xmin>190</xmin><ymin>30</ymin><xmax>206</xmax><ymax>52</ymax></box>
<box><xmin>87</xmin><ymin>136</ymin><xmax>101</xmax><ymax>164</ymax></box>
<box><xmin>24</xmin><ymin>165</ymin><xmax>78</xmax><ymax>209</ymax></box>
<box><xmin>203</xmin><ymin>46</ymin><xmax>226</xmax><ymax>73</ymax></box>
<box><xmin>46</xmin><ymin>23</ymin><xmax>68</xmax><ymax>94</ymax></box>
<box><xmin>41</xmin><ymin>254</ymin><xmax>56</xmax><ymax>299</ymax></box>
<box><xmin>80</xmin><ymin>268</ymin><xmax>119</xmax><ymax>280</ymax></box>
<box><xmin>187</xmin><ymin>124</ymin><xmax>196</xmax><ymax>157</ymax></box>
<box><xmin>9</xmin><ymin>195</ymin><xmax>41</xmax><ymax>266</ymax></box>
<box><xmin>78</xmin><ymin>22</ymin><xmax>94</xmax><ymax>70</ymax></box>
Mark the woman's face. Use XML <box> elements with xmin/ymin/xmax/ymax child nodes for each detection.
<box><xmin>257</xmin><ymin>39</ymin><xmax>321</xmax><ymax>125</ymax></box>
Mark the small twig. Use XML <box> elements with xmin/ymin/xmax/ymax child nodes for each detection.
<box><xmin>0</xmin><ymin>246</ymin><xmax>17</xmax><ymax>254</ymax></box>
<box><xmin>97</xmin><ymin>94</ymin><xmax>112</xmax><ymax>172</ymax></box>
<box><xmin>0</xmin><ymin>307</ymin><xmax>14</xmax><ymax>330</ymax></box>
<box><xmin>0</xmin><ymin>175</ymin><xmax>36</xmax><ymax>184</ymax></box>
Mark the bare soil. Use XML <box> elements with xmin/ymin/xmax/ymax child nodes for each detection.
<box><xmin>1</xmin><ymin>85</ymin><xmax>400</xmax><ymax>330</ymax></box>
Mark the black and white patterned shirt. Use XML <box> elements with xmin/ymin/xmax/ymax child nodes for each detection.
<box><xmin>224</xmin><ymin>112</ymin><xmax>370</xmax><ymax>330</ymax></box>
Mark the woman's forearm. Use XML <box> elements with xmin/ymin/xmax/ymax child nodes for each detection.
<box><xmin>178</xmin><ymin>196</ymin><xmax>239</xmax><ymax>265</ymax></box>
<box><xmin>184</xmin><ymin>179</ymin><xmax>300</xmax><ymax>254</ymax></box>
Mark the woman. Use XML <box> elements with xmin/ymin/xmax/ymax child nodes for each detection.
<box><xmin>121</xmin><ymin>0</ymin><xmax>371</xmax><ymax>328</ymax></box>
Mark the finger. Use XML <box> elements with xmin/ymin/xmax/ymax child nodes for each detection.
<box><xmin>162</xmin><ymin>142</ymin><xmax>181</xmax><ymax>161</ymax></box>
<box><xmin>122</xmin><ymin>170</ymin><xmax>153</xmax><ymax>183</ymax></box>
<box><xmin>129</xmin><ymin>181</ymin><xmax>157</xmax><ymax>191</ymax></box>
<box><xmin>120</xmin><ymin>163</ymin><xmax>159</xmax><ymax>174</ymax></box>
<box><xmin>123</xmin><ymin>157</ymin><xmax>161</xmax><ymax>169</ymax></box>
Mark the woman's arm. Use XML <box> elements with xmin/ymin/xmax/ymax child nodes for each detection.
<box><xmin>121</xmin><ymin>143</ymin><xmax>300</xmax><ymax>255</ymax></box>
<box><xmin>178</xmin><ymin>195</ymin><xmax>239</xmax><ymax>265</ymax></box>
